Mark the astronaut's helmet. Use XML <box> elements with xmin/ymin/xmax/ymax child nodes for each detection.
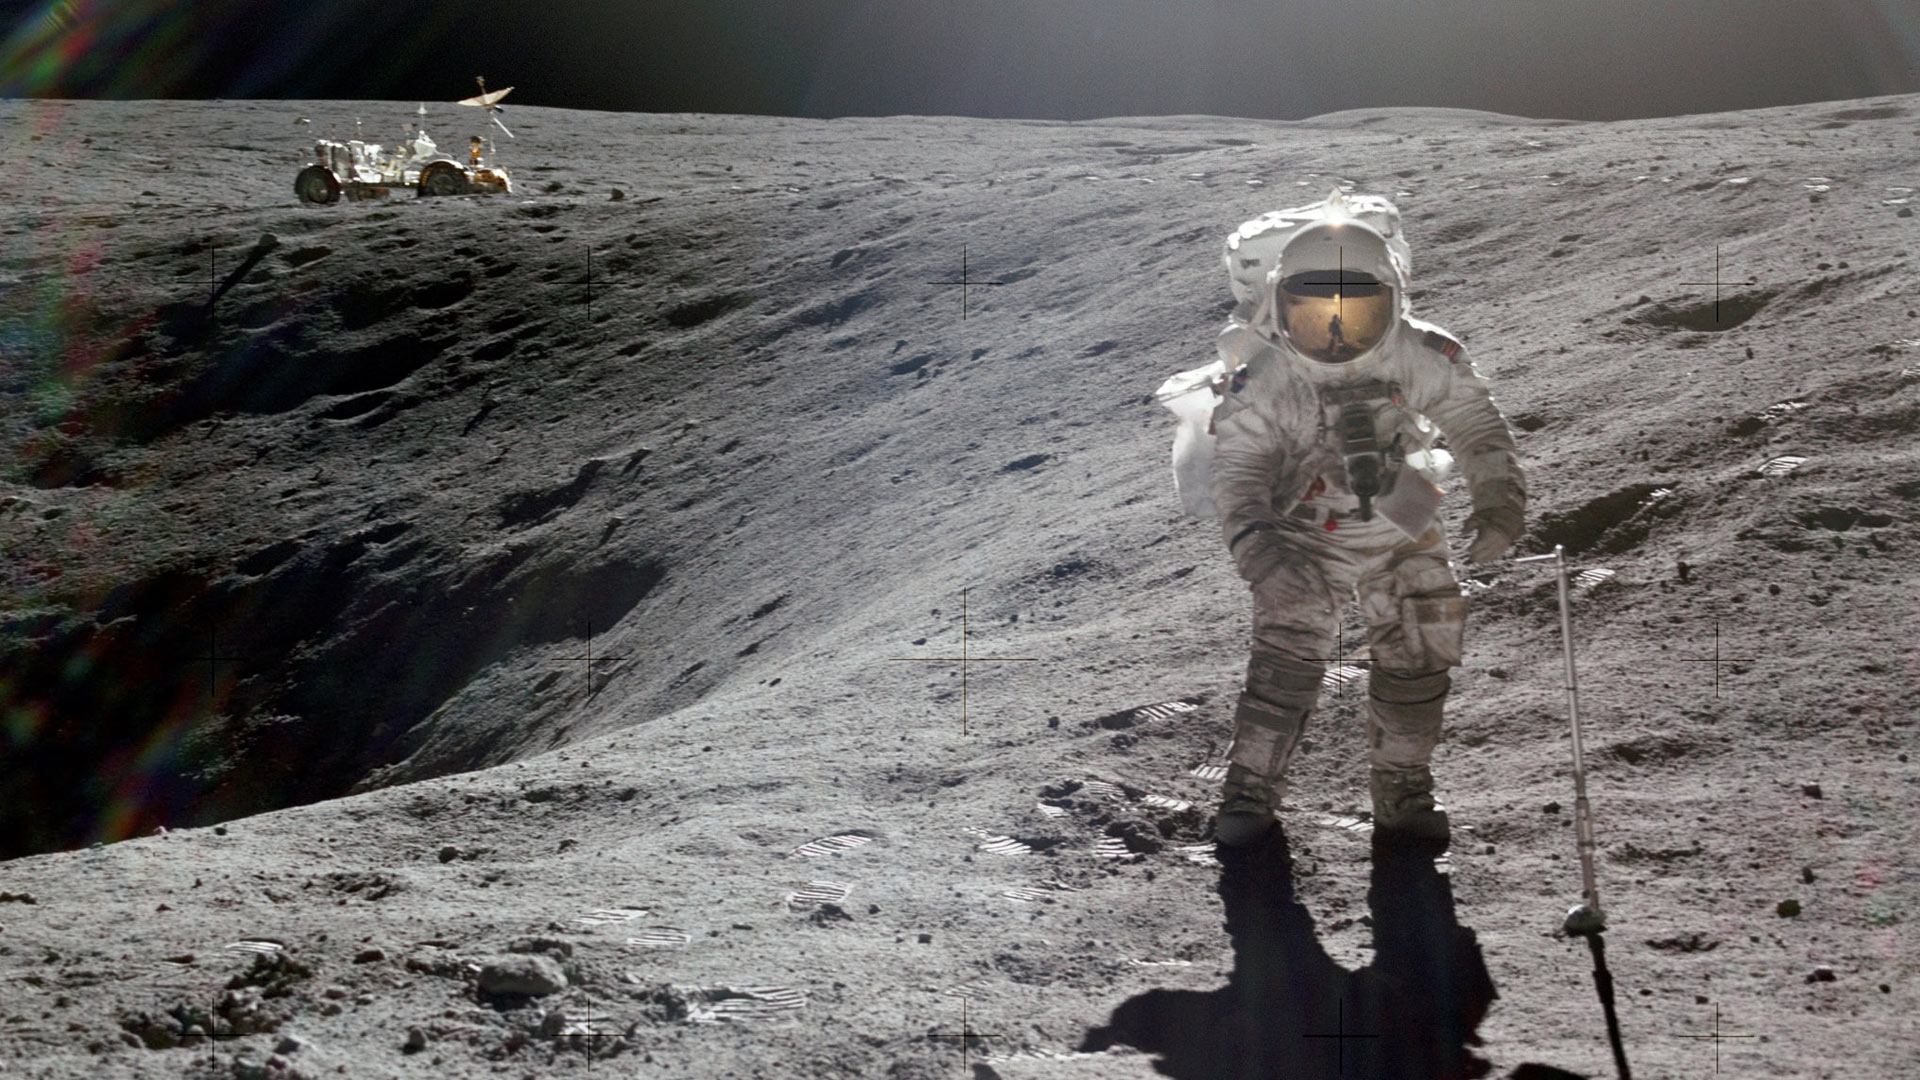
<box><xmin>1267</xmin><ymin>219</ymin><xmax>1407</xmax><ymax>367</ymax></box>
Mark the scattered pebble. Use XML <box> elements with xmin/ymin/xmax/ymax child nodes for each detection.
<box><xmin>610</xmin><ymin>189</ymin><xmax>625</xmax><ymax>201</ymax></box>
<box><xmin>1801</xmin><ymin>866</ymin><xmax>1816</xmax><ymax>884</ymax></box>
<box><xmin>1542</xmin><ymin>801</ymin><xmax>1562</xmax><ymax>814</ymax></box>
<box><xmin>1777</xmin><ymin>898</ymin><xmax>1802</xmax><ymax>918</ymax></box>
<box><xmin>274</xmin><ymin>1033</ymin><xmax>310</xmax><ymax>1055</ymax></box>
<box><xmin>1807</xmin><ymin>965</ymin><xmax>1835</xmax><ymax>983</ymax></box>
<box><xmin>438</xmin><ymin>845</ymin><xmax>459</xmax><ymax>863</ymax></box>
<box><xmin>1801</xmin><ymin>782</ymin><xmax>1822</xmax><ymax>798</ymax></box>
<box><xmin>403</xmin><ymin>1025</ymin><xmax>429</xmax><ymax>1053</ymax></box>
<box><xmin>353</xmin><ymin>947</ymin><xmax>385</xmax><ymax>964</ymax></box>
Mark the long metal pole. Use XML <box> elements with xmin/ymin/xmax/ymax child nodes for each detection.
<box><xmin>1514</xmin><ymin>544</ymin><xmax>1630</xmax><ymax>1079</ymax></box>
<box><xmin>1514</xmin><ymin>544</ymin><xmax>1603</xmax><ymax>930</ymax></box>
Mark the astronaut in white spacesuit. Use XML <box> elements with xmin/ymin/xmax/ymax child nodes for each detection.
<box><xmin>1208</xmin><ymin>198</ymin><xmax>1527</xmax><ymax>849</ymax></box>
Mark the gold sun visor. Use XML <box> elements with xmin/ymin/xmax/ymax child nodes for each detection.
<box><xmin>1276</xmin><ymin>270</ymin><xmax>1394</xmax><ymax>365</ymax></box>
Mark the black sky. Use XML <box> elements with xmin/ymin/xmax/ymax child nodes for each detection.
<box><xmin>3</xmin><ymin>0</ymin><xmax>1917</xmax><ymax>121</ymax></box>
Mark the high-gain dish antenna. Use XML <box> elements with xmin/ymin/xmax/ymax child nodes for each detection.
<box><xmin>458</xmin><ymin>76</ymin><xmax>514</xmax><ymax>138</ymax></box>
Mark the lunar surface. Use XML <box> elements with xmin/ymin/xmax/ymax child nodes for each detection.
<box><xmin>1</xmin><ymin>93</ymin><xmax>1917</xmax><ymax>1079</ymax></box>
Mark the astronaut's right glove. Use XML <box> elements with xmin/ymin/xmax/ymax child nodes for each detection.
<box><xmin>1462</xmin><ymin>505</ymin><xmax>1524</xmax><ymax>565</ymax></box>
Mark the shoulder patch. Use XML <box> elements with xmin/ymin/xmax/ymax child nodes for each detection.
<box><xmin>1422</xmin><ymin>329</ymin><xmax>1463</xmax><ymax>361</ymax></box>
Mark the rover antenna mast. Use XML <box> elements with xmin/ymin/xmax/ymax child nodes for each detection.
<box><xmin>458</xmin><ymin>76</ymin><xmax>515</xmax><ymax>139</ymax></box>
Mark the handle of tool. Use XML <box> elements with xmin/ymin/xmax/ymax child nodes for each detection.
<box><xmin>1515</xmin><ymin>546</ymin><xmax>1604</xmax><ymax>924</ymax></box>
<box><xmin>1552</xmin><ymin>547</ymin><xmax>1602</xmax><ymax>920</ymax></box>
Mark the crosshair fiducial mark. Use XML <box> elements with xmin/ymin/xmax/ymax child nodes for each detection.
<box><xmin>575</xmin><ymin>247</ymin><xmax>632</xmax><ymax>333</ymax></box>
<box><xmin>1674</xmin><ymin>1002</ymin><xmax>1755</xmax><ymax>1073</ymax></box>
<box><xmin>184</xmin><ymin>991</ymin><xmax>248</xmax><ymax>1071</ymax></box>
<box><xmin>1675</xmin><ymin>618</ymin><xmax>1754</xmax><ymax>698</ymax></box>
<box><xmin>1300</xmin><ymin>995</ymin><xmax>1381</xmax><ymax>1077</ymax></box>
<box><xmin>558</xmin><ymin>619</ymin><xmax>628</xmax><ymax>699</ymax></box>
<box><xmin>202</xmin><ymin>240</ymin><xmax>217</xmax><ymax>311</ymax></box>
<box><xmin>191</xmin><ymin>620</ymin><xmax>246</xmax><ymax>698</ymax></box>
<box><xmin>1303</xmin><ymin>620</ymin><xmax>1371</xmax><ymax>698</ymax></box>
<box><xmin>888</xmin><ymin>587</ymin><xmax>1038</xmax><ymax>735</ymax></box>
<box><xmin>1321</xmin><ymin>245</ymin><xmax>1379</xmax><ymax>324</ymax></box>
<box><xmin>1678</xmin><ymin>244</ymin><xmax>1757</xmax><ymax>323</ymax></box>
<box><xmin>926</xmin><ymin>244</ymin><xmax>1007</xmax><ymax>319</ymax></box>
<box><xmin>166</xmin><ymin>234</ymin><xmax>278</xmax><ymax>320</ymax></box>
<box><xmin>926</xmin><ymin>996</ymin><xmax>1004</xmax><ymax>1075</ymax></box>
<box><xmin>543</xmin><ymin>996</ymin><xmax>625</xmax><ymax>1071</ymax></box>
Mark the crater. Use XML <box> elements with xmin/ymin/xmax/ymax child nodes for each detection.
<box><xmin>0</xmin><ymin>549</ymin><xmax>665</xmax><ymax>859</ymax></box>
<box><xmin>1794</xmin><ymin>506</ymin><xmax>1894</xmax><ymax>532</ymax></box>
<box><xmin>1822</xmin><ymin>105</ymin><xmax>1906</xmax><ymax>121</ymax></box>
<box><xmin>667</xmin><ymin>293</ymin><xmax>749</xmax><ymax>328</ymax></box>
<box><xmin>1626</xmin><ymin>289</ymin><xmax>1774</xmax><ymax>332</ymax></box>
<box><xmin>1524</xmin><ymin>482</ymin><xmax>1672</xmax><ymax>556</ymax></box>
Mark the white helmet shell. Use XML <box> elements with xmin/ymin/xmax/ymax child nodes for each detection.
<box><xmin>1222</xmin><ymin>189</ymin><xmax>1412</xmax><ymax>311</ymax></box>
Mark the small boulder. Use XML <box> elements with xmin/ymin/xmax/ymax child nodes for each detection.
<box><xmin>477</xmin><ymin>954</ymin><xmax>567</xmax><ymax>996</ymax></box>
<box><xmin>1777</xmin><ymin>898</ymin><xmax>1802</xmax><ymax>918</ymax></box>
<box><xmin>1801</xmin><ymin>782</ymin><xmax>1822</xmax><ymax>798</ymax></box>
<box><xmin>403</xmin><ymin>949</ymin><xmax>466</xmax><ymax>978</ymax></box>
<box><xmin>1807</xmin><ymin>965</ymin><xmax>1836</xmax><ymax>983</ymax></box>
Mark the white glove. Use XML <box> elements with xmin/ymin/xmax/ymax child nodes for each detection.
<box><xmin>1462</xmin><ymin>507</ymin><xmax>1522</xmax><ymax>565</ymax></box>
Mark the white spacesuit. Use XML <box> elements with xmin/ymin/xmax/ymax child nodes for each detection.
<box><xmin>1206</xmin><ymin>194</ymin><xmax>1527</xmax><ymax>848</ymax></box>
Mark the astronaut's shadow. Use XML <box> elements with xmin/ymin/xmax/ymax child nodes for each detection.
<box><xmin>1079</xmin><ymin>826</ymin><xmax>1509</xmax><ymax>1080</ymax></box>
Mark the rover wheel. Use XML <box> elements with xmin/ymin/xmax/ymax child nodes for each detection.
<box><xmin>295</xmin><ymin>165</ymin><xmax>340</xmax><ymax>205</ymax></box>
<box><xmin>418</xmin><ymin>162</ymin><xmax>467</xmax><ymax>197</ymax></box>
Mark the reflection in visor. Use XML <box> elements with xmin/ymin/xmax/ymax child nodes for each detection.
<box><xmin>1278</xmin><ymin>271</ymin><xmax>1393</xmax><ymax>365</ymax></box>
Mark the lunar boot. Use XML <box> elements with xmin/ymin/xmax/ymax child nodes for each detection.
<box><xmin>1365</xmin><ymin>668</ymin><xmax>1452</xmax><ymax>845</ymax></box>
<box><xmin>1215</xmin><ymin>651</ymin><xmax>1324</xmax><ymax>847</ymax></box>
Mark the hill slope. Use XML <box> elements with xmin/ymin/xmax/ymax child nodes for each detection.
<box><xmin>1</xmin><ymin>95</ymin><xmax>1916</xmax><ymax>1078</ymax></box>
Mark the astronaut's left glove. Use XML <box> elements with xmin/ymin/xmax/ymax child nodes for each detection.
<box><xmin>1462</xmin><ymin>505</ymin><xmax>1524</xmax><ymax>565</ymax></box>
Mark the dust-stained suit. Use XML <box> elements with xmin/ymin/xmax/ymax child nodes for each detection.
<box><xmin>1208</xmin><ymin>311</ymin><xmax>1527</xmax><ymax>820</ymax></box>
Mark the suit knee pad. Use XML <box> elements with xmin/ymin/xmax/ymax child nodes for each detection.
<box><xmin>1369</xmin><ymin>667</ymin><xmax>1450</xmax><ymax>706</ymax></box>
<box><xmin>1245</xmin><ymin>648</ymin><xmax>1325</xmax><ymax>713</ymax></box>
